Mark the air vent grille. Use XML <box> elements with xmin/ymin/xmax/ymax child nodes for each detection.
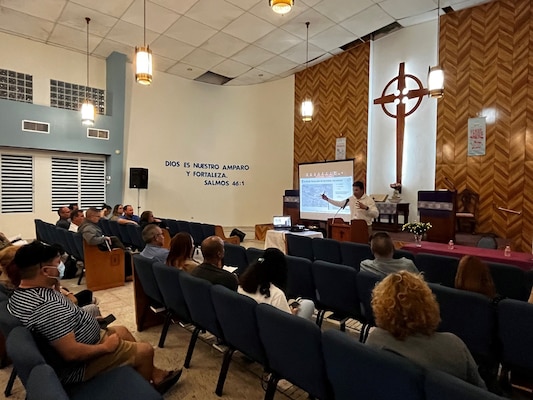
<box><xmin>87</xmin><ymin>128</ymin><xmax>109</xmax><ymax>140</ymax></box>
<box><xmin>22</xmin><ymin>120</ymin><xmax>50</xmax><ymax>133</ymax></box>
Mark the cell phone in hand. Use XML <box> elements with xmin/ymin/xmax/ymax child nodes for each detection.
<box><xmin>289</xmin><ymin>301</ymin><xmax>300</xmax><ymax>308</ymax></box>
<box><xmin>98</xmin><ymin>314</ymin><xmax>116</xmax><ymax>329</ymax></box>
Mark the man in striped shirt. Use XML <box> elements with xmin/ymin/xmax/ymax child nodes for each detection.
<box><xmin>8</xmin><ymin>241</ymin><xmax>181</xmax><ymax>394</ymax></box>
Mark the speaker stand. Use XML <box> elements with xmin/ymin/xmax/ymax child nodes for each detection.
<box><xmin>137</xmin><ymin>188</ymin><xmax>141</xmax><ymax>216</ymax></box>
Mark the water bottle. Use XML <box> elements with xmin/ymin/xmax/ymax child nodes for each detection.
<box><xmin>448</xmin><ymin>240</ymin><xmax>454</xmax><ymax>250</ymax></box>
<box><xmin>504</xmin><ymin>245</ymin><xmax>511</xmax><ymax>257</ymax></box>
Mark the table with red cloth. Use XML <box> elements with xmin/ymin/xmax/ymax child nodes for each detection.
<box><xmin>402</xmin><ymin>241</ymin><xmax>533</xmax><ymax>271</ymax></box>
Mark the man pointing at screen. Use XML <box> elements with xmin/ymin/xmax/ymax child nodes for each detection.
<box><xmin>321</xmin><ymin>181</ymin><xmax>379</xmax><ymax>236</ymax></box>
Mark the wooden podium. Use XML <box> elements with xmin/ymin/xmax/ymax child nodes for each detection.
<box><xmin>327</xmin><ymin>218</ymin><xmax>369</xmax><ymax>244</ymax></box>
<box><xmin>418</xmin><ymin>190</ymin><xmax>456</xmax><ymax>243</ymax></box>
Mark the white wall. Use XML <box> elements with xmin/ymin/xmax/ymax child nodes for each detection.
<box><xmin>122</xmin><ymin>69</ymin><xmax>295</xmax><ymax>227</ymax></box>
<box><xmin>368</xmin><ymin>21</ymin><xmax>438</xmax><ymax>221</ymax></box>
<box><xmin>0</xmin><ymin>32</ymin><xmax>106</xmax><ymax>106</ymax></box>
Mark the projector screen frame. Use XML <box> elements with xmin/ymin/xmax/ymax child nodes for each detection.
<box><xmin>298</xmin><ymin>158</ymin><xmax>355</xmax><ymax>222</ymax></box>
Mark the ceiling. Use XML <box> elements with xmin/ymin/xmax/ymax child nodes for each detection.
<box><xmin>0</xmin><ymin>0</ymin><xmax>493</xmax><ymax>86</ymax></box>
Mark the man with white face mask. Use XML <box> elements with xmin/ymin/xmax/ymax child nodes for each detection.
<box><xmin>8</xmin><ymin>241</ymin><xmax>182</xmax><ymax>393</ymax></box>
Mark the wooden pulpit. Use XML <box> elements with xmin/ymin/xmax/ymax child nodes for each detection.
<box><xmin>418</xmin><ymin>190</ymin><xmax>456</xmax><ymax>243</ymax></box>
<box><xmin>327</xmin><ymin>218</ymin><xmax>369</xmax><ymax>244</ymax></box>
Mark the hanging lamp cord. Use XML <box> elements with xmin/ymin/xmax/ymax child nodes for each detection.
<box><xmin>85</xmin><ymin>17</ymin><xmax>90</xmax><ymax>99</ymax></box>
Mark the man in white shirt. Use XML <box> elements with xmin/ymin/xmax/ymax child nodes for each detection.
<box><xmin>69</xmin><ymin>209</ymin><xmax>85</xmax><ymax>233</ymax></box>
<box><xmin>321</xmin><ymin>180</ymin><xmax>379</xmax><ymax>236</ymax></box>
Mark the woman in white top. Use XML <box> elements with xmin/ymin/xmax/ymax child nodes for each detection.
<box><xmin>238</xmin><ymin>248</ymin><xmax>314</xmax><ymax>319</ymax></box>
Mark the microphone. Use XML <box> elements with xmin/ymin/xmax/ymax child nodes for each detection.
<box><xmin>332</xmin><ymin>199</ymin><xmax>349</xmax><ymax>221</ymax></box>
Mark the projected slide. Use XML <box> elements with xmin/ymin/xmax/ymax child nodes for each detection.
<box><xmin>299</xmin><ymin>159</ymin><xmax>354</xmax><ymax>221</ymax></box>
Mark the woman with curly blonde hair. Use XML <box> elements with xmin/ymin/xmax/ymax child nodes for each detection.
<box><xmin>366</xmin><ymin>271</ymin><xmax>486</xmax><ymax>388</ymax></box>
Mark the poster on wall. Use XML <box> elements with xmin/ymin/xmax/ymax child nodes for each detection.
<box><xmin>467</xmin><ymin>117</ymin><xmax>486</xmax><ymax>156</ymax></box>
<box><xmin>335</xmin><ymin>137</ymin><xmax>346</xmax><ymax>160</ymax></box>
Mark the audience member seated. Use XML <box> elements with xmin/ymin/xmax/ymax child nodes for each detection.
<box><xmin>100</xmin><ymin>203</ymin><xmax>112</xmax><ymax>219</ymax></box>
<box><xmin>455</xmin><ymin>256</ymin><xmax>503</xmax><ymax>304</ymax></box>
<box><xmin>191</xmin><ymin>236</ymin><xmax>238</xmax><ymax>291</ymax></box>
<box><xmin>166</xmin><ymin>232</ymin><xmax>198</xmax><ymax>273</ymax></box>
<box><xmin>360</xmin><ymin>232</ymin><xmax>418</xmax><ymax>277</ymax></box>
<box><xmin>79</xmin><ymin>207</ymin><xmax>132</xmax><ymax>280</ymax></box>
<box><xmin>238</xmin><ymin>247</ymin><xmax>315</xmax><ymax>320</ymax></box>
<box><xmin>139</xmin><ymin>225</ymin><xmax>169</xmax><ymax>263</ymax></box>
<box><xmin>366</xmin><ymin>271</ymin><xmax>486</xmax><ymax>389</ymax></box>
<box><xmin>7</xmin><ymin>241</ymin><xmax>182</xmax><ymax>394</ymax></box>
<box><xmin>139</xmin><ymin>210</ymin><xmax>166</xmax><ymax>230</ymax></box>
<box><xmin>3</xmin><ymin>243</ymin><xmax>101</xmax><ymax>317</ymax></box>
<box><xmin>0</xmin><ymin>245</ymin><xmax>18</xmax><ymax>293</ymax></box>
<box><xmin>69</xmin><ymin>209</ymin><xmax>85</xmax><ymax>233</ymax></box>
<box><xmin>110</xmin><ymin>204</ymin><xmax>124</xmax><ymax>222</ymax></box>
<box><xmin>0</xmin><ymin>232</ymin><xmax>11</xmax><ymax>251</ymax></box>
<box><xmin>68</xmin><ymin>203</ymin><xmax>79</xmax><ymax>212</ymax></box>
<box><xmin>120</xmin><ymin>205</ymin><xmax>140</xmax><ymax>225</ymax></box>
<box><xmin>56</xmin><ymin>206</ymin><xmax>70</xmax><ymax>230</ymax></box>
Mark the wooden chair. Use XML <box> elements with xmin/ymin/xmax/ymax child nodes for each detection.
<box><xmin>82</xmin><ymin>240</ymin><xmax>125</xmax><ymax>291</ymax></box>
<box><xmin>215</xmin><ymin>225</ymin><xmax>240</xmax><ymax>245</ymax></box>
<box><xmin>456</xmin><ymin>188</ymin><xmax>479</xmax><ymax>233</ymax></box>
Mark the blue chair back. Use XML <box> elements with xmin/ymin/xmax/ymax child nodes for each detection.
<box><xmin>163</xmin><ymin>219</ymin><xmax>180</xmax><ymax>237</ymax></box>
<box><xmin>177</xmin><ymin>220</ymin><xmax>191</xmax><ymax>234</ymax></box>
<box><xmin>201</xmin><ymin>224</ymin><xmax>216</xmax><ymax>239</ymax></box>
<box><xmin>286</xmin><ymin>234</ymin><xmax>314</xmax><ymax>261</ymax></box>
<box><xmin>178</xmin><ymin>272</ymin><xmax>223</xmax><ymax>338</ymax></box>
<box><xmin>73</xmin><ymin>233</ymin><xmax>85</xmax><ymax>262</ymax></box>
<box><xmin>322</xmin><ymin>329</ymin><xmax>425</xmax><ymax>400</ymax></box>
<box><xmin>339</xmin><ymin>241</ymin><xmax>373</xmax><ymax>271</ymax></box>
<box><xmin>498</xmin><ymin>299</ymin><xmax>533</xmax><ymax>371</ymax></box>
<box><xmin>126</xmin><ymin>223</ymin><xmax>145</xmax><ymax>251</ymax></box>
<box><xmin>312</xmin><ymin>260</ymin><xmax>362</xmax><ymax>321</ymax></box>
<box><xmin>429</xmin><ymin>283</ymin><xmax>495</xmax><ymax>360</ymax></box>
<box><xmin>152</xmin><ymin>262</ymin><xmax>191</xmax><ymax>323</ymax></box>
<box><xmin>99</xmin><ymin>218</ymin><xmax>113</xmax><ymax>236</ymax></box>
<box><xmin>424</xmin><ymin>369</ymin><xmax>503</xmax><ymax>400</ymax></box>
<box><xmin>487</xmin><ymin>261</ymin><xmax>527</xmax><ymax>300</ymax></box>
<box><xmin>223</xmin><ymin>243</ymin><xmax>248</xmax><ymax>275</ymax></box>
<box><xmin>26</xmin><ymin>364</ymin><xmax>69</xmax><ymax>400</ymax></box>
<box><xmin>211</xmin><ymin>285</ymin><xmax>267</xmax><ymax>365</ymax></box>
<box><xmin>286</xmin><ymin>255</ymin><xmax>316</xmax><ymax>301</ymax></box>
<box><xmin>312</xmin><ymin>238</ymin><xmax>342</xmax><ymax>263</ymax></box>
<box><xmin>256</xmin><ymin>304</ymin><xmax>331</xmax><ymax>400</ymax></box>
<box><xmin>245</xmin><ymin>247</ymin><xmax>264</xmax><ymax>265</ymax></box>
<box><xmin>117</xmin><ymin>224</ymin><xmax>133</xmax><ymax>247</ymax></box>
<box><xmin>132</xmin><ymin>254</ymin><xmax>165</xmax><ymax>306</ymax></box>
<box><xmin>108</xmin><ymin>220</ymin><xmax>122</xmax><ymax>239</ymax></box>
<box><xmin>6</xmin><ymin>326</ymin><xmax>46</xmax><ymax>386</ymax></box>
<box><xmin>356</xmin><ymin>270</ymin><xmax>383</xmax><ymax>327</ymax></box>
<box><xmin>189</xmin><ymin>222</ymin><xmax>205</xmax><ymax>247</ymax></box>
<box><xmin>416</xmin><ymin>253</ymin><xmax>459</xmax><ymax>287</ymax></box>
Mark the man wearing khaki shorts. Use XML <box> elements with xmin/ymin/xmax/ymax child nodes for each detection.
<box><xmin>8</xmin><ymin>241</ymin><xmax>181</xmax><ymax>394</ymax></box>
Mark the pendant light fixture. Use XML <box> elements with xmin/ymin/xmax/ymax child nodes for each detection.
<box><xmin>135</xmin><ymin>0</ymin><xmax>153</xmax><ymax>85</ymax></box>
<box><xmin>301</xmin><ymin>22</ymin><xmax>313</xmax><ymax>122</ymax></box>
<box><xmin>81</xmin><ymin>17</ymin><xmax>95</xmax><ymax>126</ymax></box>
<box><xmin>269</xmin><ymin>0</ymin><xmax>294</xmax><ymax>15</ymax></box>
<box><xmin>428</xmin><ymin>0</ymin><xmax>444</xmax><ymax>98</ymax></box>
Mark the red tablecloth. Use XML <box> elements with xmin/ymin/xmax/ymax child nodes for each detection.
<box><xmin>402</xmin><ymin>241</ymin><xmax>533</xmax><ymax>271</ymax></box>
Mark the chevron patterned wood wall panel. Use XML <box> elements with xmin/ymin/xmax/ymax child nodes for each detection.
<box><xmin>293</xmin><ymin>42</ymin><xmax>370</xmax><ymax>189</ymax></box>
<box><xmin>437</xmin><ymin>0</ymin><xmax>533</xmax><ymax>251</ymax></box>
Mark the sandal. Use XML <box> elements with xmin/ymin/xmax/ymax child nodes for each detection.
<box><xmin>153</xmin><ymin>368</ymin><xmax>183</xmax><ymax>394</ymax></box>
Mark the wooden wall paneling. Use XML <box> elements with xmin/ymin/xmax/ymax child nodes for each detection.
<box><xmin>293</xmin><ymin>42</ymin><xmax>370</xmax><ymax>189</ymax></box>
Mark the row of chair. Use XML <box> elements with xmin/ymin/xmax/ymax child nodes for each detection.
<box><xmin>132</xmin><ymin>255</ymin><xmax>505</xmax><ymax>399</ymax></box>
<box><xmin>284</xmin><ymin>235</ymin><xmax>533</xmax><ymax>301</ymax></box>
<box><xmin>161</xmin><ymin>218</ymin><xmax>240</xmax><ymax>245</ymax></box>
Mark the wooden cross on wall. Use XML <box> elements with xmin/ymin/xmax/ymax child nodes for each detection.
<box><xmin>373</xmin><ymin>62</ymin><xmax>429</xmax><ymax>185</ymax></box>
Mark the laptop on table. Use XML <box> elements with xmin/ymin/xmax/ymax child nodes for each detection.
<box><xmin>273</xmin><ymin>216</ymin><xmax>292</xmax><ymax>231</ymax></box>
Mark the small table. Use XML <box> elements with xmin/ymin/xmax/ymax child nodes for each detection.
<box><xmin>402</xmin><ymin>241</ymin><xmax>533</xmax><ymax>271</ymax></box>
<box><xmin>373</xmin><ymin>202</ymin><xmax>410</xmax><ymax>232</ymax></box>
<box><xmin>264</xmin><ymin>229</ymin><xmax>323</xmax><ymax>254</ymax></box>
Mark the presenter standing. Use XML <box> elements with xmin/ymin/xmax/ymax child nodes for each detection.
<box><xmin>321</xmin><ymin>181</ymin><xmax>379</xmax><ymax>236</ymax></box>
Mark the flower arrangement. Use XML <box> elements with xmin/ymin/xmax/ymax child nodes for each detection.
<box><xmin>402</xmin><ymin>221</ymin><xmax>432</xmax><ymax>235</ymax></box>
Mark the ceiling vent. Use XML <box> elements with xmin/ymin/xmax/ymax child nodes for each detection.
<box><xmin>194</xmin><ymin>71</ymin><xmax>233</xmax><ymax>85</ymax></box>
<box><xmin>22</xmin><ymin>120</ymin><xmax>50</xmax><ymax>134</ymax></box>
<box><xmin>87</xmin><ymin>128</ymin><xmax>109</xmax><ymax>140</ymax></box>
